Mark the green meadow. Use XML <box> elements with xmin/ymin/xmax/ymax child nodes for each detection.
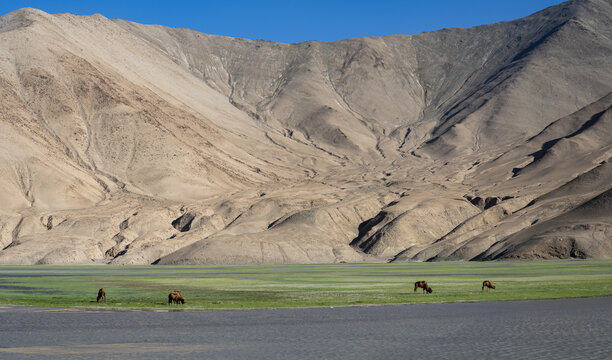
<box><xmin>0</xmin><ymin>260</ymin><xmax>610</xmax><ymax>309</ymax></box>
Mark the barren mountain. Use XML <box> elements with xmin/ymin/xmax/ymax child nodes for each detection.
<box><xmin>0</xmin><ymin>0</ymin><xmax>610</xmax><ymax>264</ymax></box>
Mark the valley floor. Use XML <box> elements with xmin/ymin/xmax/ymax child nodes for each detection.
<box><xmin>0</xmin><ymin>260</ymin><xmax>610</xmax><ymax>309</ymax></box>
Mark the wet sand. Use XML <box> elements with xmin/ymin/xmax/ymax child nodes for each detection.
<box><xmin>0</xmin><ymin>297</ymin><xmax>610</xmax><ymax>359</ymax></box>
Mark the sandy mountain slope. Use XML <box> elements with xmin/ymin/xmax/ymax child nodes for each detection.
<box><xmin>0</xmin><ymin>0</ymin><xmax>610</xmax><ymax>264</ymax></box>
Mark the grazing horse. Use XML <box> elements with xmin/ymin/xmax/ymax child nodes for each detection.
<box><xmin>414</xmin><ymin>281</ymin><xmax>433</xmax><ymax>294</ymax></box>
<box><xmin>168</xmin><ymin>290</ymin><xmax>186</xmax><ymax>305</ymax></box>
<box><xmin>168</xmin><ymin>290</ymin><xmax>179</xmax><ymax>304</ymax></box>
<box><xmin>97</xmin><ymin>288</ymin><xmax>106</xmax><ymax>303</ymax></box>
<box><xmin>482</xmin><ymin>280</ymin><xmax>496</xmax><ymax>291</ymax></box>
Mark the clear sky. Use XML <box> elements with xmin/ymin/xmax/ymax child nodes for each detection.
<box><xmin>2</xmin><ymin>0</ymin><xmax>567</xmax><ymax>44</ymax></box>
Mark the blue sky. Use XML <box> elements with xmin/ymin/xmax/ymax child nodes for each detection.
<box><xmin>2</xmin><ymin>1</ymin><xmax>567</xmax><ymax>43</ymax></box>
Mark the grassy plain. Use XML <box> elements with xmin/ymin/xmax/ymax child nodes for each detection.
<box><xmin>0</xmin><ymin>260</ymin><xmax>610</xmax><ymax>309</ymax></box>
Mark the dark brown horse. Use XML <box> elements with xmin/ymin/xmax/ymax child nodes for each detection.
<box><xmin>482</xmin><ymin>280</ymin><xmax>496</xmax><ymax>291</ymax></box>
<box><xmin>97</xmin><ymin>288</ymin><xmax>106</xmax><ymax>303</ymax></box>
<box><xmin>414</xmin><ymin>281</ymin><xmax>433</xmax><ymax>294</ymax></box>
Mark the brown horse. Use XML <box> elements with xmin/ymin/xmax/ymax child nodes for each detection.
<box><xmin>168</xmin><ymin>290</ymin><xmax>186</xmax><ymax>304</ymax></box>
<box><xmin>168</xmin><ymin>291</ymin><xmax>178</xmax><ymax>304</ymax></box>
<box><xmin>97</xmin><ymin>288</ymin><xmax>106</xmax><ymax>303</ymax></box>
<box><xmin>482</xmin><ymin>280</ymin><xmax>496</xmax><ymax>291</ymax></box>
<box><xmin>414</xmin><ymin>281</ymin><xmax>433</xmax><ymax>294</ymax></box>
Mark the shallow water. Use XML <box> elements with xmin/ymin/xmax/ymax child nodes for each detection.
<box><xmin>0</xmin><ymin>297</ymin><xmax>610</xmax><ymax>359</ymax></box>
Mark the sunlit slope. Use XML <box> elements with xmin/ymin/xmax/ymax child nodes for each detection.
<box><xmin>0</xmin><ymin>0</ymin><xmax>610</xmax><ymax>264</ymax></box>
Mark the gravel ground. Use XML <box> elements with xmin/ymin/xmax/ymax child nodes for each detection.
<box><xmin>0</xmin><ymin>297</ymin><xmax>610</xmax><ymax>359</ymax></box>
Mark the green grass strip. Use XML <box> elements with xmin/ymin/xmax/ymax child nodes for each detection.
<box><xmin>0</xmin><ymin>260</ymin><xmax>610</xmax><ymax>309</ymax></box>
